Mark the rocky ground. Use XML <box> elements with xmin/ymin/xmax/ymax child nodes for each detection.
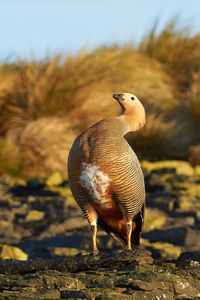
<box><xmin>0</xmin><ymin>160</ymin><xmax>200</xmax><ymax>299</ymax></box>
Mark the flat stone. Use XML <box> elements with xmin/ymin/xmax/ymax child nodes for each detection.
<box><xmin>46</xmin><ymin>172</ymin><xmax>63</xmax><ymax>187</ymax></box>
<box><xmin>142</xmin><ymin>226</ymin><xmax>200</xmax><ymax>248</ymax></box>
<box><xmin>0</xmin><ymin>244</ymin><xmax>28</xmax><ymax>260</ymax></box>
<box><xmin>25</xmin><ymin>210</ymin><xmax>45</xmax><ymax>221</ymax></box>
<box><xmin>177</xmin><ymin>251</ymin><xmax>200</xmax><ymax>263</ymax></box>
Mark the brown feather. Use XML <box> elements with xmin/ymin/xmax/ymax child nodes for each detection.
<box><xmin>68</xmin><ymin>93</ymin><xmax>146</xmax><ymax>251</ymax></box>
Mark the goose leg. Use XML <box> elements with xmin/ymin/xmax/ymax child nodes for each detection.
<box><xmin>81</xmin><ymin>203</ymin><xmax>100</xmax><ymax>255</ymax></box>
<box><xmin>90</xmin><ymin>223</ymin><xmax>99</xmax><ymax>255</ymax></box>
<box><xmin>126</xmin><ymin>221</ymin><xmax>132</xmax><ymax>250</ymax></box>
<box><xmin>120</xmin><ymin>204</ymin><xmax>133</xmax><ymax>250</ymax></box>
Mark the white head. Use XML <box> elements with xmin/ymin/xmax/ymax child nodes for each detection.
<box><xmin>113</xmin><ymin>93</ymin><xmax>146</xmax><ymax>132</ymax></box>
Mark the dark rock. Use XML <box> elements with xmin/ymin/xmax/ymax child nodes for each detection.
<box><xmin>151</xmin><ymin>167</ymin><xmax>176</xmax><ymax>175</ymax></box>
<box><xmin>167</xmin><ymin>174</ymin><xmax>190</xmax><ymax>183</ymax></box>
<box><xmin>0</xmin><ymin>249</ymin><xmax>153</xmax><ymax>275</ymax></box>
<box><xmin>142</xmin><ymin>226</ymin><xmax>200</xmax><ymax>248</ymax></box>
<box><xmin>1</xmin><ymin>161</ymin><xmax>200</xmax><ymax>298</ymax></box>
<box><xmin>146</xmin><ymin>192</ymin><xmax>176</xmax><ymax>211</ymax></box>
<box><xmin>145</xmin><ymin>174</ymin><xmax>166</xmax><ymax>193</ymax></box>
<box><xmin>0</xmin><ymin>250</ymin><xmax>200</xmax><ymax>299</ymax></box>
<box><xmin>142</xmin><ymin>227</ymin><xmax>187</xmax><ymax>245</ymax></box>
<box><xmin>19</xmin><ymin>235</ymin><xmax>87</xmax><ymax>255</ymax></box>
<box><xmin>177</xmin><ymin>251</ymin><xmax>200</xmax><ymax>264</ymax></box>
<box><xmin>10</xmin><ymin>184</ymin><xmax>60</xmax><ymax>197</ymax></box>
<box><xmin>27</xmin><ymin>247</ymin><xmax>55</xmax><ymax>260</ymax></box>
<box><xmin>0</xmin><ymin>270</ymin><xmax>84</xmax><ymax>299</ymax></box>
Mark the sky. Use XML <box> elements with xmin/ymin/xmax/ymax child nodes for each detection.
<box><xmin>1</xmin><ymin>0</ymin><xmax>200</xmax><ymax>61</ymax></box>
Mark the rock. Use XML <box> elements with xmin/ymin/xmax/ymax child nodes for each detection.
<box><xmin>0</xmin><ymin>250</ymin><xmax>200</xmax><ymax>299</ymax></box>
<box><xmin>116</xmin><ymin>277</ymin><xmax>174</xmax><ymax>299</ymax></box>
<box><xmin>173</xmin><ymin>278</ymin><xmax>200</xmax><ymax>299</ymax></box>
<box><xmin>177</xmin><ymin>194</ymin><xmax>198</xmax><ymax>211</ymax></box>
<box><xmin>142</xmin><ymin>227</ymin><xmax>187</xmax><ymax>245</ymax></box>
<box><xmin>0</xmin><ymin>174</ymin><xmax>26</xmax><ymax>187</ymax></box>
<box><xmin>0</xmin><ymin>270</ymin><xmax>84</xmax><ymax>299</ymax></box>
<box><xmin>0</xmin><ymin>249</ymin><xmax>153</xmax><ymax>275</ymax></box>
<box><xmin>186</xmin><ymin>182</ymin><xmax>200</xmax><ymax>197</ymax></box>
<box><xmin>194</xmin><ymin>165</ymin><xmax>200</xmax><ymax>175</ymax></box>
<box><xmin>22</xmin><ymin>235</ymin><xmax>90</xmax><ymax>260</ymax></box>
<box><xmin>0</xmin><ymin>220</ymin><xmax>9</xmax><ymax>229</ymax></box>
<box><xmin>142</xmin><ymin>160</ymin><xmax>194</xmax><ymax>176</ymax></box>
<box><xmin>1</xmin><ymin>160</ymin><xmax>200</xmax><ymax>260</ymax></box>
<box><xmin>43</xmin><ymin>217</ymin><xmax>88</xmax><ymax>237</ymax></box>
<box><xmin>0</xmin><ymin>244</ymin><xmax>28</xmax><ymax>260</ymax></box>
<box><xmin>63</xmin><ymin>188</ymin><xmax>77</xmax><ymax>207</ymax></box>
<box><xmin>1</xmin><ymin>160</ymin><xmax>200</xmax><ymax>298</ymax></box>
<box><xmin>142</xmin><ymin>226</ymin><xmax>200</xmax><ymax>249</ymax></box>
<box><xmin>146</xmin><ymin>192</ymin><xmax>176</xmax><ymax>211</ymax></box>
<box><xmin>177</xmin><ymin>251</ymin><xmax>200</xmax><ymax>265</ymax></box>
<box><xmin>144</xmin><ymin>208</ymin><xmax>167</xmax><ymax>231</ymax></box>
<box><xmin>25</xmin><ymin>210</ymin><xmax>45</xmax><ymax>221</ymax></box>
<box><xmin>26</xmin><ymin>175</ymin><xmax>46</xmax><ymax>189</ymax></box>
<box><xmin>46</xmin><ymin>172</ymin><xmax>64</xmax><ymax>186</ymax></box>
<box><xmin>54</xmin><ymin>247</ymin><xmax>82</xmax><ymax>257</ymax></box>
<box><xmin>141</xmin><ymin>239</ymin><xmax>182</xmax><ymax>258</ymax></box>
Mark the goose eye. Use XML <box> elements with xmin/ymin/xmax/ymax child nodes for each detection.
<box><xmin>131</xmin><ymin>96</ymin><xmax>135</xmax><ymax>100</ymax></box>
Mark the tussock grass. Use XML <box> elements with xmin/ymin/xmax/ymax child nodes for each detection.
<box><xmin>126</xmin><ymin>113</ymin><xmax>187</xmax><ymax>161</ymax></box>
<box><xmin>0</xmin><ymin>138</ymin><xmax>23</xmax><ymax>176</ymax></box>
<box><xmin>0</xmin><ymin>56</ymin><xmax>73</xmax><ymax>136</ymax></box>
<box><xmin>175</xmin><ymin>72</ymin><xmax>200</xmax><ymax>146</ymax></box>
<box><xmin>66</xmin><ymin>47</ymin><xmax>175</xmax><ymax>130</ymax></box>
<box><xmin>0</xmin><ymin>18</ymin><xmax>200</xmax><ymax>176</ymax></box>
<box><xmin>0</xmin><ymin>47</ymin><xmax>175</xmax><ymax>136</ymax></box>
<box><xmin>186</xmin><ymin>72</ymin><xmax>200</xmax><ymax>122</ymax></box>
<box><xmin>139</xmin><ymin>18</ymin><xmax>200</xmax><ymax>93</ymax></box>
<box><xmin>19</xmin><ymin>117</ymin><xmax>78</xmax><ymax>177</ymax></box>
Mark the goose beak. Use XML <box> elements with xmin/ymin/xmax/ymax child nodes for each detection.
<box><xmin>113</xmin><ymin>94</ymin><xmax>124</xmax><ymax>101</ymax></box>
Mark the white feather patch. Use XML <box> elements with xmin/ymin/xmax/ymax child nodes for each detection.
<box><xmin>79</xmin><ymin>163</ymin><xmax>111</xmax><ymax>209</ymax></box>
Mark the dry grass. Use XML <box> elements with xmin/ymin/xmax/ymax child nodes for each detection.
<box><xmin>0</xmin><ymin>18</ymin><xmax>200</xmax><ymax>176</ymax></box>
<box><xmin>139</xmin><ymin>18</ymin><xmax>200</xmax><ymax>93</ymax></box>
<box><xmin>0</xmin><ymin>56</ymin><xmax>72</xmax><ymax>136</ymax></box>
<box><xmin>186</xmin><ymin>72</ymin><xmax>200</xmax><ymax>122</ymax></box>
<box><xmin>0</xmin><ymin>46</ymin><xmax>175</xmax><ymax>136</ymax></box>
<box><xmin>174</xmin><ymin>72</ymin><xmax>200</xmax><ymax>146</ymax></box>
<box><xmin>19</xmin><ymin>117</ymin><xmax>78</xmax><ymax>177</ymax></box>
<box><xmin>0</xmin><ymin>137</ymin><xmax>23</xmax><ymax>176</ymax></box>
<box><xmin>126</xmin><ymin>112</ymin><xmax>188</xmax><ymax>161</ymax></box>
<box><xmin>67</xmin><ymin>48</ymin><xmax>176</xmax><ymax>129</ymax></box>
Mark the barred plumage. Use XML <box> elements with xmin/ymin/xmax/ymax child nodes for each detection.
<box><xmin>68</xmin><ymin>93</ymin><xmax>146</xmax><ymax>254</ymax></box>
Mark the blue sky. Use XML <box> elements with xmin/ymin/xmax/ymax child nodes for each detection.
<box><xmin>1</xmin><ymin>0</ymin><xmax>200</xmax><ymax>61</ymax></box>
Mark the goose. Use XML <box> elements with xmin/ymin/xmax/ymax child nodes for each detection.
<box><xmin>68</xmin><ymin>93</ymin><xmax>146</xmax><ymax>254</ymax></box>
